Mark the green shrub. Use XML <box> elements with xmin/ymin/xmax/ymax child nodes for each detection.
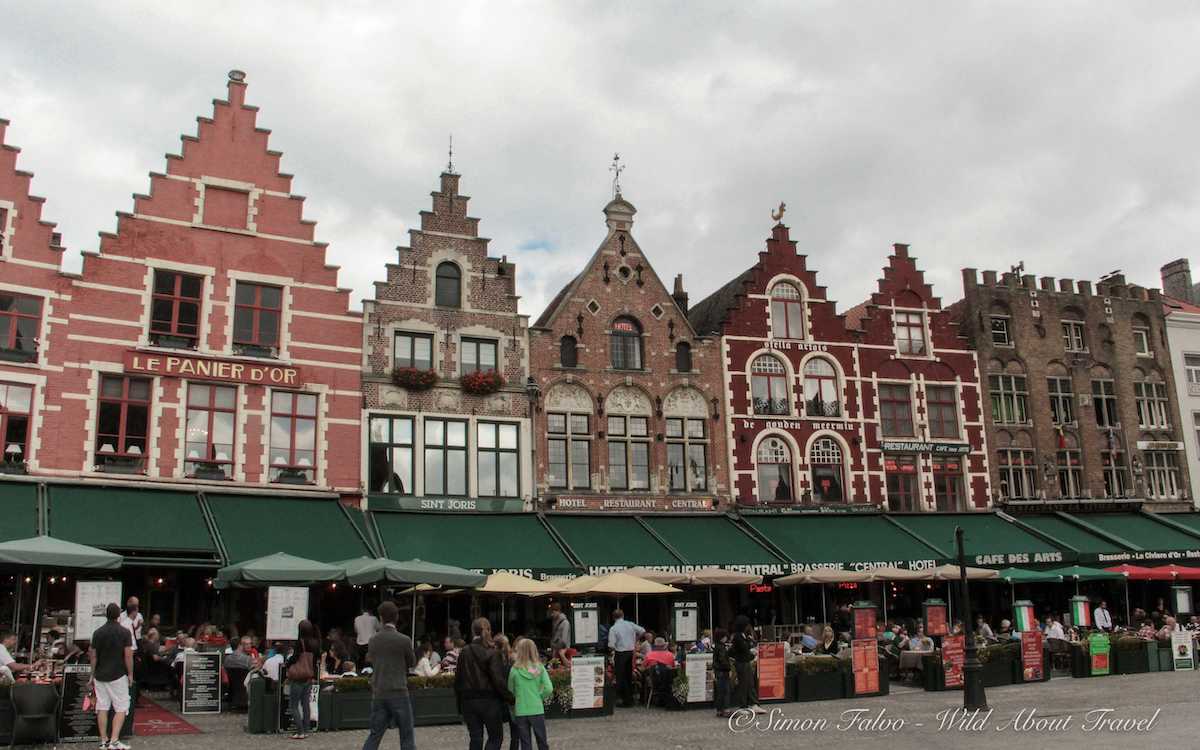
<box><xmin>407</xmin><ymin>673</ymin><xmax>456</xmax><ymax>690</ymax></box>
<box><xmin>795</xmin><ymin>656</ymin><xmax>842</xmax><ymax>675</ymax></box>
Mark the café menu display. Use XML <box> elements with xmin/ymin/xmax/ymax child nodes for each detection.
<box><xmin>942</xmin><ymin>634</ymin><xmax>965</xmax><ymax>688</ymax></box>
<box><xmin>182</xmin><ymin>651</ymin><xmax>222</xmax><ymax>714</ymax></box>
<box><xmin>756</xmin><ymin>642</ymin><xmax>787</xmax><ymax>701</ymax></box>
<box><xmin>572</xmin><ymin>602</ymin><xmax>598</xmax><ymax>646</ymax></box>
<box><xmin>75</xmin><ymin>581</ymin><xmax>122</xmax><ymax>641</ymax></box>
<box><xmin>1088</xmin><ymin>632</ymin><xmax>1110</xmax><ymax>676</ymax></box>
<box><xmin>59</xmin><ymin>664</ymin><xmax>99</xmax><ymax>743</ymax></box>
<box><xmin>853</xmin><ymin>604</ymin><xmax>877</xmax><ymax>640</ymax></box>
<box><xmin>924</xmin><ymin>600</ymin><xmax>948</xmax><ymax>637</ymax></box>
<box><xmin>685</xmin><ymin>653</ymin><xmax>714</xmax><ymax>703</ymax></box>
<box><xmin>1020</xmin><ymin>630</ymin><xmax>1044</xmax><ymax>681</ymax></box>
<box><xmin>570</xmin><ymin>656</ymin><xmax>606</xmax><ymax>710</ymax></box>
<box><xmin>851</xmin><ymin>639</ymin><xmax>879</xmax><ymax>695</ymax></box>
<box><xmin>673</xmin><ymin>601</ymin><xmax>699</xmax><ymax>642</ymax></box>
<box><xmin>1171</xmin><ymin>631</ymin><xmax>1194</xmax><ymax>671</ymax></box>
<box><xmin>267</xmin><ymin>586</ymin><xmax>308</xmax><ymax>641</ymax></box>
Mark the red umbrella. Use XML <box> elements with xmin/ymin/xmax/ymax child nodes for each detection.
<box><xmin>1104</xmin><ymin>564</ymin><xmax>1172</xmax><ymax>580</ymax></box>
<box><xmin>1153</xmin><ymin>564</ymin><xmax>1200</xmax><ymax>580</ymax></box>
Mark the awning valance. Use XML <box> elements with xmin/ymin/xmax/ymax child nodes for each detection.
<box><xmin>743</xmin><ymin>514</ymin><xmax>941</xmax><ymax>572</ymax></box>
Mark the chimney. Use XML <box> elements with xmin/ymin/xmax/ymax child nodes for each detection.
<box><xmin>1161</xmin><ymin>259</ymin><xmax>1193</xmax><ymax>303</ymax></box>
<box><xmin>672</xmin><ymin>274</ymin><xmax>689</xmax><ymax>313</ymax></box>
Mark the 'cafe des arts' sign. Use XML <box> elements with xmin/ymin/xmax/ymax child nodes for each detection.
<box><xmin>124</xmin><ymin>350</ymin><xmax>302</xmax><ymax>386</ymax></box>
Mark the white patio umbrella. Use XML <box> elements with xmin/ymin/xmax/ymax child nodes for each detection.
<box><xmin>776</xmin><ymin>569</ymin><xmax>873</xmax><ymax>624</ymax></box>
<box><xmin>687</xmin><ymin>567</ymin><xmax>762</xmax><ymax>630</ymax></box>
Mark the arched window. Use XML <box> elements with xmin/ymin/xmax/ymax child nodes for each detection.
<box><xmin>809</xmin><ymin>437</ymin><xmax>844</xmax><ymax>503</ymax></box>
<box><xmin>675</xmin><ymin>342</ymin><xmax>693</xmax><ymax>373</ymax></box>
<box><xmin>770</xmin><ymin>282</ymin><xmax>805</xmax><ymax>339</ymax></box>
<box><xmin>434</xmin><ymin>262</ymin><xmax>461</xmax><ymax>308</ymax></box>
<box><xmin>559</xmin><ymin>335</ymin><xmax>578</xmax><ymax>368</ymax></box>
<box><xmin>751</xmin><ymin>355</ymin><xmax>789</xmax><ymax>415</ymax></box>
<box><xmin>756</xmin><ymin>437</ymin><xmax>793</xmax><ymax>503</ymax></box>
<box><xmin>610</xmin><ymin>317</ymin><xmax>643</xmax><ymax>370</ymax></box>
<box><xmin>803</xmin><ymin>358</ymin><xmax>840</xmax><ymax>417</ymax></box>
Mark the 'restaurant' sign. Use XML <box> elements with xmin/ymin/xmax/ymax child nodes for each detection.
<box><xmin>1136</xmin><ymin>440</ymin><xmax>1183</xmax><ymax>451</ymax></box>
<box><xmin>551</xmin><ymin>495</ymin><xmax>714</xmax><ymax>512</ymax></box>
<box><xmin>125</xmin><ymin>350</ymin><xmax>301</xmax><ymax>386</ymax></box>
<box><xmin>880</xmin><ymin>440</ymin><xmax>970</xmax><ymax>455</ymax></box>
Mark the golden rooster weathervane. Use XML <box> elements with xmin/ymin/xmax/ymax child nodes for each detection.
<box><xmin>771</xmin><ymin>201</ymin><xmax>786</xmax><ymax>223</ymax></box>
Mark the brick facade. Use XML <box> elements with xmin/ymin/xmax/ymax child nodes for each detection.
<box><xmin>361</xmin><ymin>171</ymin><xmax>532</xmax><ymax>511</ymax></box>
<box><xmin>0</xmin><ymin>75</ymin><xmax>363</xmax><ymax>499</ymax></box>
<box><xmin>690</xmin><ymin>223</ymin><xmax>990</xmax><ymax>510</ymax></box>
<box><xmin>951</xmin><ymin>269</ymin><xmax>1190</xmax><ymax>510</ymax></box>
<box><xmin>529</xmin><ymin>194</ymin><xmax>730</xmax><ymax>511</ymax></box>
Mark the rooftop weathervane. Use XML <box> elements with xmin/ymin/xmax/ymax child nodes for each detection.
<box><xmin>447</xmin><ymin>134</ymin><xmax>455</xmax><ymax>174</ymax></box>
<box><xmin>610</xmin><ymin>153</ymin><xmax>624</xmax><ymax>198</ymax></box>
<box><xmin>771</xmin><ymin>201</ymin><xmax>786</xmax><ymax>223</ymax></box>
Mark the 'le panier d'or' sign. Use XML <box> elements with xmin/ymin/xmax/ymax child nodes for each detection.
<box><xmin>125</xmin><ymin>350</ymin><xmax>301</xmax><ymax>386</ymax></box>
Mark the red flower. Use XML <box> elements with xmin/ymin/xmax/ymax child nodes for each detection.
<box><xmin>460</xmin><ymin>370</ymin><xmax>505</xmax><ymax>395</ymax></box>
<box><xmin>392</xmin><ymin>367</ymin><xmax>438</xmax><ymax>391</ymax></box>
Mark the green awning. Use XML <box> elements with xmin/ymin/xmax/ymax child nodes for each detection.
<box><xmin>1060</xmin><ymin>512</ymin><xmax>1200</xmax><ymax>563</ymax></box>
<box><xmin>207</xmin><ymin>493</ymin><xmax>372</xmax><ymax>565</ymax></box>
<box><xmin>545</xmin><ymin>516</ymin><xmax>683</xmax><ymax>571</ymax></box>
<box><xmin>1009</xmin><ymin>514</ymin><xmax>1130</xmax><ymax>562</ymax></box>
<box><xmin>372</xmin><ymin>512</ymin><xmax>576</xmax><ymax>577</ymax></box>
<box><xmin>46</xmin><ymin>485</ymin><xmax>216</xmax><ymax>562</ymax></box>
<box><xmin>641</xmin><ymin>516</ymin><xmax>789</xmax><ymax>573</ymax></box>
<box><xmin>887</xmin><ymin>513</ymin><xmax>1068</xmax><ymax>567</ymax></box>
<box><xmin>1159</xmin><ymin>513</ymin><xmax>1200</xmax><ymax>536</ymax></box>
<box><xmin>744</xmin><ymin>514</ymin><xmax>942</xmax><ymax>572</ymax></box>
<box><xmin>0</xmin><ymin>481</ymin><xmax>38</xmax><ymax>542</ymax></box>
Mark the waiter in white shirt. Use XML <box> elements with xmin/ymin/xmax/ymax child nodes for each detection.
<box><xmin>353</xmin><ymin>607</ymin><xmax>380</xmax><ymax>663</ymax></box>
<box><xmin>1093</xmin><ymin>600</ymin><xmax>1113</xmax><ymax>631</ymax></box>
<box><xmin>117</xmin><ymin>596</ymin><xmax>144</xmax><ymax>643</ymax></box>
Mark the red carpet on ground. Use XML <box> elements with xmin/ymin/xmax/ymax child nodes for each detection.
<box><xmin>133</xmin><ymin>695</ymin><xmax>203</xmax><ymax>736</ymax></box>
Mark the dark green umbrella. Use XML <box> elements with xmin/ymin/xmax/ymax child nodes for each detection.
<box><xmin>340</xmin><ymin>557</ymin><xmax>485</xmax><ymax>587</ymax></box>
<box><xmin>1046</xmin><ymin>565</ymin><xmax>1123</xmax><ymax>595</ymax></box>
<box><xmin>997</xmin><ymin>567</ymin><xmax>1064</xmax><ymax>584</ymax></box>
<box><xmin>216</xmin><ymin>552</ymin><xmax>344</xmax><ymax>585</ymax></box>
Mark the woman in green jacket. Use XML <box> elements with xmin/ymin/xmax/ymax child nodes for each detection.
<box><xmin>506</xmin><ymin>638</ymin><xmax>552</xmax><ymax>750</ymax></box>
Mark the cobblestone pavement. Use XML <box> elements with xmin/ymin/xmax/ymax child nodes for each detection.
<box><xmin>125</xmin><ymin>672</ymin><xmax>1196</xmax><ymax>750</ymax></box>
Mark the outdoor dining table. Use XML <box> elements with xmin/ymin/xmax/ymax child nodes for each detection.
<box><xmin>898</xmin><ymin>650</ymin><xmax>932</xmax><ymax>671</ymax></box>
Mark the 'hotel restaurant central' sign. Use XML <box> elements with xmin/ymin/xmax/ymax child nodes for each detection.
<box><xmin>124</xmin><ymin>350</ymin><xmax>302</xmax><ymax>386</ymax></box>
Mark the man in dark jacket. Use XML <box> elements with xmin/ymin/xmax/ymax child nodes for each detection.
<box><xmin>454</xmin><ymin>618</ymin><xmax>513</xmax><ymax>750</ymax></box>
<box><xmin>729</xmin><ymin>615</ymin><xmax>762</xmax><ymax>714</ymax></box>
<box><xmin>362</xmin><ymin>601</ymin><xmax>416</xmax><ymax>750</ymax></box>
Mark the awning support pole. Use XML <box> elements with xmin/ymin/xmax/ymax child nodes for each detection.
<box><xmin>792</xmin><ymin>586</ymin><xmax>799</xmax><ymax>626</ymax></box>
<box><xmin>1124</xmin><ymin>579</ymin><xmax>1130</xmax><ymax>626</ymax></box>
<box><xmin>882</xmin><ymin>582</ymin><xmax>888</xmax><ymax>624</ymax></box>
<box><xmin>30</xmin><ymin>568</ymin><xmax>43</xmax><ymax>656</ymax></box>
<box><xmin>947</xmin><ymin>581</ymin><xmax>953</xmax><ymax>623</ymax></box>
<box><xmin>13</xmin><ymin>576</ymin><xmax>22</xmax><ymax>647</ymax></box>
<box><xmin>635</xmin><ymin>593</ymin><xmax>639</xmax><ymax>623</ymax></box>
<box><xmin>412</xmin><ymin>591</ymin><xmax>417</xmax><ymax>640</ymax></box>
<box><xmin>821</xmin><ymin>583</ymin><xmax>826</xmax><ymax>624</ymax></box>
<box><xmin>708</xmin><ymin>587</ymin><xmax>714</xmax><ymax>631</ymax></box>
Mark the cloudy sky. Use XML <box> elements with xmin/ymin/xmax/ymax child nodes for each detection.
<box><xmin>3</xmin><ymin>1</ymin><xmax>1199</xmax><ymax>316</ymax></box>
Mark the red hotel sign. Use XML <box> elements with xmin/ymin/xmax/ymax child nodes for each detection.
<box><xmin>124</xmin><ymin>350</ymin><xmax>301</xmax><ymax>386</ymax></box>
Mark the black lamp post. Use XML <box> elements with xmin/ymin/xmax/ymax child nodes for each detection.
<box><xmin>524</xmin><ymin>377</ymin><xmax>541</xmax><ymax>507</ymax></box>
<box><xmin>957</xmin><ymin>526</ymin><xmax>987</xmax><ymax>710</ymax></box>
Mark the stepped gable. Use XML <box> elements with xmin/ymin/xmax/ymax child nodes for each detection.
<box><xmin>846</xmin><ymin>243</ymin><xmax>944</xmax><ymax>338</ymax></box>
<box><xmin>0</xmin><ymin>118</ymin><xmax>67</xmax><ymax>268</ymax></box>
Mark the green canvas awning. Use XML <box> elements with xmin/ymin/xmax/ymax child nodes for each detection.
<box><xmin>887</xmin><ymin>513</ymin><xmax>1068</xmax><ymax>567</ymax></box>
<box><xmin>545</xmin><ymin>516</ymin><xmax>683</xmax><ymax>571</ymax></box>
<box><xmin>0</xmin><ymin>481</ymin><xmax>38</xmax><ymax>542</ymax></box>
<box><xmin>1010</xmin><ymin>514</ymin><xmax>1130</xmax><ymax>563</ymax></box>
<box><xmin>46</xmin><ymin>485</ymin><xmax>217</xmax><ymax>565</ymax></box>
<box><xmin>206</xmin><ymin>493</ymin><xmax>373</xmax><ymax>565</ymax></box>
<box><xmin>1159</xmin><ymin>513</ymin><xmax>1200</xmax><ymax>536</ymax></box>
<box><xmin>640</xmin><ymin>516</ymin><xmax>789</xmax><ymax>573</ymax></box>
<box><xmin>1059</xmin><ymin>512</ymin><xmax>1200</xmax><ymax>563</ymax></box>
<box><xmin>744</xmin><ymin>514</ymin><xmax>942</xmax><ymax>572</ymax></box>
<box><xmin>372</xmin><ymin>512</ymin><xmax>576</xmax><ymax>578</ymax></box>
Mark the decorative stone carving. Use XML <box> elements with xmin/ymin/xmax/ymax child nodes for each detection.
<box><xmin>435</xmin><ymin>389</ymin><xmax>460</xmax><ymax>412</ymax></box>
<box><xmin>662</xmin><ymin>386</ymin><xmax>707</xmax><ymax>417</ymax></box>
<box><xmin>486</xmin><ymin>392</ymin><xmax>511</xmax><ymax>412</ymax></box>
<box><xmin>545</xmin><ymin>383</ymin><xmax>593</xmax><ymax>413</ymax></box>
<box><xmin>605</xmin><ymin>385</ymin><xmax>652</xmax><ymax>415</ymax></box>
<box><xmin>380</xmin><ymin>385</ymin><xmax>408</xmax><ymax>409</ymax></box>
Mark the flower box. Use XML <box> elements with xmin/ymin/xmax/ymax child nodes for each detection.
<box><xmin>460</xmin><ymin>370</ymin><xmax>505</xmax><ymax>396</ymax></box>
<box><xmin>393</xmin><ymin>367</ymin><xmax>438</xmax><ymax>391</ymax></box>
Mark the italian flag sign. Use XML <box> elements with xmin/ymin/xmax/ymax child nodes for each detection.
<box><xmin>1014</xmin><ymin>600</ymin><xmax>1036</xmax><ymax>632</ymax></box>
<box><xmin>1070</xmin><ymin>596</ymin><xmax>1092</xmax><ymax>628</ymax></box>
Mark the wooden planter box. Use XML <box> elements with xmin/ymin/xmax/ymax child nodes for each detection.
<box><xmin>318</xmin><ymin>689</ymin><xmax>373</xmax><ymax>731</ymax></box>
<box><xmin>980</xmin><ymin>658</ymin><xmax>1016</xmax><ymax>688</ymax></box>
<box><xmin>411</xmin><ymin>688</ymin><xmax>461</xmax><ymax>727</ymax></box>
<box><xmin>793</xmin><ymin>670</ymin><xmax>846</xmax><ymax>702</ymax></box>
<box><xmin>1070</xmin><ymin>644</ymin><xmax>1094</xmax><ymax>678</ymax></box>
<box><xmin>1114</xmin><ymin>647</ymin><xmax>1150</xmax><ymax>675</ymax></box>
<box><xmin>1156</xmin><ymin>643</ymin><xmax>1175</xmax><ymax>672</ymax></box>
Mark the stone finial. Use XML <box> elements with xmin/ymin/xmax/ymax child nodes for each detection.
<box><xmin>603</xmin><ymin>195</ymin><xmax>636</xmax><ymax>232</ymax></box>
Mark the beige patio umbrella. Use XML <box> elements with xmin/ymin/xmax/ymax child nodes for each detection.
<box><xmin>776</xmin><ymin>568</ymin><xmax>873</xmax><ymax>624</ymax></box>
<box><xmin>930</xmin><ymin>563</ymin><xmax>998</xmax><ymax>580</ymax></box>
<box><xmin>562</xmin><ymin>571</ymin><xmax>681</xmax><ymax>595</ymax></box>
<box><xmin>867</xmin><ymin>567</ymin><xmax>933</xmax><ymax>623</ymax></box>
<box><xmin>476</xmin><ymin>571</ymin><xmax>561</xmax><ymax>627</ymax></box>
<box><xmin>687</xmin><ymin>567</ymin><xmax>763</xmax><ymax>630</ymax></box>
<box><xmin>623</xmin><ymin>567</ymin><xmax>690</xmax><ymax>585</ymax></box>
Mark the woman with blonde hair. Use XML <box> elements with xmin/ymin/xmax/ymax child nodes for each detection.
<box><xmin>507</xmin><ymin>638</ymin><xmax>552</xmax><ymax>750</ymax></box>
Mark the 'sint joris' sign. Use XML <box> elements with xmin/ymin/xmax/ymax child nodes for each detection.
<box><xmin>125</xmin><ymin>350</ymin><xmax>301</xmax><ymax>386</ymax></box>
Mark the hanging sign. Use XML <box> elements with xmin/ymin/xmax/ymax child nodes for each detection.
<box><xmin>756</xmin><ymin>642</ymin><xmax>787</xmax><ymax>701</ymax></box>
<box><xmin>1020</xmin><ymin>630</ymin><xmax>1044</xmax><ymax>682</ymax></box>
<box><xmin>1171</xmin><ymin>631</ymin><xmax>1194</xmax><ymax>671</ymax></box>
<box><xmin>182</xmin><ymin>651</ymin><xmax>222</xmax><ymax>714</ymax></box>
<box><xmin>572</xmin><ymin>602</ymin><xmax>598</xmax><ymax>645</ymax></box>
<box><xmin>1013</xmin><ymin>600</ymin><xmax>1036</xmax><ymax>632</ymax></box>
<box><xmin>674</xmin><ymin>601</ymin><xmax>699</xmax><ymax>642</ymax></box>
<box><xmin>942</xmin><ymin>634</ymin><xmax>965</xmax><ymax>688</ymax></box>
<box><xmin>570</xmin><ymin>656</ymin><xmax>606</xmax><ymax>710</ymax></box>
<box><xmin>267</xmin><ymin>586</ymin><xmax>308</xmax><ymax>641</ymax></box>
<box><xmin>685</xmin><ymin>653</ymin><xmax>714</xmax><ymax>703</ymax></box>
<box><xmin>75</xmin><ymin>581</ymin><xmax>122</xmax><ymax>641</ymax></box>
<box><xmin>1088</xmin><ymin>632</ymin><xmax>1110</xmax><ymax>675</ymax></box>
<box><xmin>1070</xmin><ymin>596</ymin><xmax>1092</xmax><ymax>628</ymax></box>
<box><xmin>852</xmin><ymin>639</ymin><xmax>880</xmax><ymax>695</ymax></box>
<box><xmin>924</xmin><ymin>599</ymin><xmax>948</xmax><ymax>637</ymax></box>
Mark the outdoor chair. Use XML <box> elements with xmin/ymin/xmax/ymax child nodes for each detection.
<box><xmin>643</xmin><ymin>664</ymin><xmax>675</xmax><ymax>709</ymax></box>
<box><xmin>226</xmin><ymin>667</ymin><xmax>251</xmax><ymax>710</ymax></box>
<box><xmin>9</xmin><ymin>683</ymin><xmax>61</xmax><ymax>747</ymax></box>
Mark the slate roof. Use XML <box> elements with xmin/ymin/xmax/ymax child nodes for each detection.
<box><xmin>686</xmin><ymin>267</ymin><xmax>754</xmax><ymax>336</ymax></box>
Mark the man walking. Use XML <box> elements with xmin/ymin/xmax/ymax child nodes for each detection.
<box><xmin>91</xmin><ymin>603</ymin><xmax>134</xmax><ymax>750</ymax></box>
<box><xmin>118</xmin><ymin>597</ymin><xmax>143</xmax><ymax>644</ymax></box>
<box><xmin>354</xmin><ymin>606</ymin><xmax>381</xmax><ymax>665</ymax></box>
<box><xmin>362</xmin><ymin>601</ymin><xmax>417</xmax><ymax>750</ymax></box>
<box><xmin>1094</xmin><ymin>600</ymin><xmax>1113</xmax><ymax>631</ymax></box>
<box><xmin>607</xmin><ymin>609</ymin><xmax>643</xmax><ymax>707</ymax></box>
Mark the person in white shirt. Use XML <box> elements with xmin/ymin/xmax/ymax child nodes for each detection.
<box><xmin>1044</xmin><ymin>616</ymin><xmax>1067</xmax><ymax>641</ymax></box>
<box><xmin>117</xmin><ymin>597</ymin><xmax>144</xmax><ymax>643</ymax></box>
<box><xmin>413</xmin><ymin>640</ymin><xmax>441</xmax><ymax>677</ymax></box>
<box><xmin>1093</xmin><ymin>601</ymin><xmax>1113</xmax><ymax>631</ymax></box>
<box><xmin>0</xmin><ymin>630</ymin><xmax>37</xmax><ymax>680</ymax></box>
<box><xmin>353</xmin><ymin>607</ymin><xmax>380</xmax><ymax>663</ymax></box>
<box><xmin>261</xmin><ymin>643</ymin><xmax>288</xmax><ymax>682</ymax></box>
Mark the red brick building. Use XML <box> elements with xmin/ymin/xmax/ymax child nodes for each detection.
<box><xmin>528</xmin><ymin>192</ymin><xmax>731</xmax><ymax>511</ymax></box>
<box><xmin>689</xmin><ymin>222</ymin><xmax>990</xmax><ymax>510</ymax></box>
<box><xmin>360</xmin><ymin>170</ymin><xmax>532</xmax><ymax>512</ymax></box>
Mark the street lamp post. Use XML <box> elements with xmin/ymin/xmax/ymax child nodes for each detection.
<box><xmin>956</xmin><ymin>526</ymin><xmax>987</xmax><ymax>710</ymax></box>
<box><xmin>524</xmin><ymin>377</ymin><xmax>541</xmax><ymax>509</ymax></box>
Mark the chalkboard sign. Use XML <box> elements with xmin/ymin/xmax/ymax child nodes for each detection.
<box><xmin>59</xmin><ymin>664</ymin><xmax>99</xmax><ymax>743</ymax></box>
<box><xmin>182</xmin><ymin>651</ymin><xmax>222</xmax><ymax>714</ymax></box>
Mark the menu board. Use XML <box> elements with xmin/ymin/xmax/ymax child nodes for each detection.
<box><xmin>1171</xmin><ymin>631</ymin><xmax>1194</xmax><ymax>671</ymax></box>
<box><xmin>756</xmin><ymin>642</ymin><xmax>787</xmax><ymax>701</ymax></box>
<box><xmin>75</xmin><ymin>581</ymin><xmax>122</xmax><ymax>641</ymax></box>
<box><xmin>1088</xmin><ymin>632</ymin><xmax>1110</xmax><ymax>676</ymax></box>
<box><xmin>267</xmin><ymin>586</ymin><xmax>308</xmax><ymax>641</ymax></box>
<box><xmin>685</xmin><ymin>653</ymin><xmax>714</xmax><ymax>703</ymax></box>
<box><xmin>1020</xmin><ymin>630</ymin><xmax>1043</xmax><ymax>681</ymax></box>
<box><xmin>852</xmin><ymin>639</ymin><xmax>879</xmax><ymax>695</ymax></box>
<box><xmin>182</xmin><ymin>651</ymin><xmax>222</xmax><ymax>714</ymax></box>
<box><xmin>674</xmin><ymin>601</ymin><xmax>699</xmax><ymax>642</ymax></box>
<box><xmin>572</xmin><ymin>602</ymin><xmax>598</xmax><ymax>646</ymax></box>
<box><xmin>924</xmin><ymin>601</ymin><xmax>948</xmax><ymax>637</ymax></box>
<box><xmin>570</xmin><ymin>656</ymin><xmax>606</xmax><ymax>710</ymax></box>
<box><xmin>853</xmin><ymin>606</ymin><xmax>877</xmax><ymax>640</ymax></box>
<box><xmin>59</xmin><ymin>664</ymin><xmax>99</xmax><ymax>743</ymax></box>
<box><xmin>942</xmin><ymin>634</ymin><xmax>965</xmax><ymax>688</ymax></box>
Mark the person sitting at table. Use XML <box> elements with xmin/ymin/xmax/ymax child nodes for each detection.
<box><xmin>1187</xmin><ymin>616</ymin><xmax>1200</xmax><ymax>633</ymax></box>
<box><xmin>798</xmin><ymin>625</ymin><xmax>819</xmax><ymax>653</ymax></box>
<box><xmin>814</xmin><ymin>626</ymin><xmax>839</xmax><ymax>655</ymax></box>
<box><xmin>906</xmin><ymin>624</ymin><xmax>934</xmax><ymax>652</ymax></box>
<box><xmin>1157</xmin><ymin>616</ymin><xmax>1183</xmax><ymax>640</ymax></box>
<box><xmin>1044</xmin><ymin>616</ymin><xmax>1067</xmax><ymax>641</ymax></box>
<box><xmin>225</xmin><ymin>636</ymin><xmax>257</xmax><ymax>671</ymax></box>
<box><xmin>323</xmin><ymin>638</ymin><xmax>351</xmax><ymax>675</ymax></box>
<box><xmin>996</xmin><ymin>619</ymin><xmax>1013</xmax><ymax>640</ymax></box>
<box><xmin>0</xmin><ymin>629</ymin><xmax>38</xmax><ymax>679</ymax></box>
<box><xmin>439</xmin><ymin>638</ymin><xmax>464</xmax><ymax>674</ymax></box>
<box><xmin>413</xmin><ymin>639</ymin><xmax>440</xmax><ymax>676</ymax></box>
<box><xmin>1137</xmin><ymin>620</ymin><xmax>1157</xmax><ymax>640</ymax></box>
<box><xmin>642</xmin><ymin>638</ymin><xmax>675</xmax><ymax>670</ymax></box>
<box><xmin>64</xmin><ymin>640</ymin><xmax>90</xmax><ymax>665</ymax></box>
<box><xmin>975</xmin><ymin>615</ymin><xmax>995</xmax><ymax>642</ymax></box>
<box><xmin>260</xmin><ymin>642</ymin><xmax>288</xmax><ymax>683</ymax></box>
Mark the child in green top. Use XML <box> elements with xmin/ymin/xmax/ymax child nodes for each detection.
<box><xmin>506</xmin><ymin>638</ymin><xmax>552</xmax><ymax>750</ymax></box>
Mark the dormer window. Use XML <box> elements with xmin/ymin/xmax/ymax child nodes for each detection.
<box><xmin>149</xmin><ymin>270</ymin><xmax>203</xmax><ymax>349</ymax></box>
<box><xmin>769</xmin><ymin>282</ymin><xmax>805</xmax><ymax>339</ymax></box>
<box><xmin>435</xmin><ymin>262</ymin><xmax>462</xmax><ymax>308</ymax></box>
<box><xmin>894</xmin><ymin>310</ymin><xmax>926</xmax><ymax>355</ymax></box>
